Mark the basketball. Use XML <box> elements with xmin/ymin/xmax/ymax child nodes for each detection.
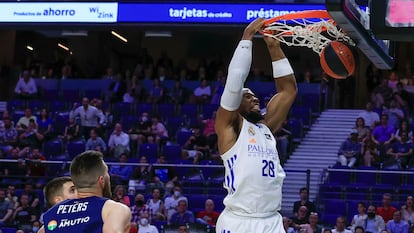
<box><xmin>320</xmin><ymin>41</ymin><xmax>356</xmax><ymax>79</ymax></box>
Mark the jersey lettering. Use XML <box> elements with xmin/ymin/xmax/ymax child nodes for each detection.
<box><xmin>56</xmin><ymin>202</ymin><xmax>88</xmax><ymax>214</ymax></box>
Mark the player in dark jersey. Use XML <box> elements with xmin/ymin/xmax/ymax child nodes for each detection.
<box><xmin>42</xmin><ymin>150</ymin><xmax>131</xmax><ymax>233</ymax></box>
<box><xmin>38</xmin><ymin>176</ymin><xmax>78</xmax><ymax>233</ymax></box>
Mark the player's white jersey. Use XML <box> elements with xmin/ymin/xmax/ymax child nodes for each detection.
<box><xmin>221</xmin><ymin>118</ymin><xmax>285</xmax><ymax>217</ymax></box>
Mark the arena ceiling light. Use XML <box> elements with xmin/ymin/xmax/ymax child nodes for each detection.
<box><xmin>111</xmin><ymin>30</ymin><xmax>128</xmax><ymax>43</ymax></box>
<box><xmin>58</xmin><ymin>43</ymin><xmax>70</xmax><ymax>51</ymax></box>
<box><xmin>144</xmin><ymin>31</ymin><xmax>172</xmax><ymax>37</ymax></box>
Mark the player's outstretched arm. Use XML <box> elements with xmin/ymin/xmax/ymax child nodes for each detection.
<box><xmin>263</xmin><ymin>36</ymin><xmax>297</xmax><ymax>133</ymax></box>
<box><xmin>215</xmin><ymin>18</ymin><xmax>265</xmax><ymax>154</ymax></box>
<box><xmin>102</xmin><ymin>200</ymin><xmax>131</xmax><ymax>233</ymax></box>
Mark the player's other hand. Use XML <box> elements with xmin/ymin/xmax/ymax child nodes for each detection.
<box><xmin>263</xmin><ymin>32</ymin><xmax>281</xmax><ymax>48</ymax></box>
<box><xmin>242</xmin><ymin>18</ymin><xmax>266</xmax><ymax>40</ymax></box>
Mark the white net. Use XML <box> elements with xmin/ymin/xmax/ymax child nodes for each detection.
<box><xmin>263</xmin><ymin>18</ymin><xmax>354</xmax><ymax>55</ymax></box>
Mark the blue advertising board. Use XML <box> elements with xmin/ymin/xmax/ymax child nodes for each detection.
<box><xmin>118</xmin><ymin>3</ymin><xmax>325</xmax><ymax>24</ymax></box>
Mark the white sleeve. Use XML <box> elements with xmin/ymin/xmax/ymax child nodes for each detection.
<box><xmin>220</xmin><ymin>40</ymin><xmax>252</xmax><ymax>111</ymax></box>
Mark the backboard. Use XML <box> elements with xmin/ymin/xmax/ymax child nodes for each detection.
<box><xmin>370</xmin><ymin>0</ymin><xmax>414</xmax><ymax>41</ymax></box>
<box><xmin>325</xmin><ymin>0</ymin><xmax>395</xmax><ymax>70</ymax></box>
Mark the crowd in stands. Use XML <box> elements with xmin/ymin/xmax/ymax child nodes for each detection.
<box><xmin>335</xmin><ymin>70</ymin><xmax>414</xmax><ymax>170</ymax></box>
<box><xmin>286</xmin><ymin>187</ymin><xmax>414</xmax><ymax>233</ymax></box>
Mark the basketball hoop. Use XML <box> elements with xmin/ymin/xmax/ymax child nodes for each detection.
<box><xmin>262</xmin><ymin>10</ymin><xmax>355</xmax><ymax>55</ymax></box>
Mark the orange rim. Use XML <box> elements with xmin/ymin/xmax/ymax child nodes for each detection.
<box><xmin>263</xmin><ymin>10</ymin><xmax>332</xmax><ymax>26</ymax></box>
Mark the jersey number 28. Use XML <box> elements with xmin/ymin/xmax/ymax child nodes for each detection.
<box><xmin>262</xmin><ymin>160</ymin><xmax>275</xmax><ymax>177</ymax></box>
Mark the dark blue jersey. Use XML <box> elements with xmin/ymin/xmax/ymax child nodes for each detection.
<box><xmin>43</xmin><ymin>196</ymin><xmax>108</xmax><ymax>233</ymax></box>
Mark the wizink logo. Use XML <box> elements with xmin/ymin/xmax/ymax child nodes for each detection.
<box><xmin>43</xmin><ymin>8</ymin><xmax>75</xmax><ymax>16</ymax></box>
<box><xmin>89</xmin><ymin>6</ymin><xmax>114</xmax><ymax>18</ymax></box>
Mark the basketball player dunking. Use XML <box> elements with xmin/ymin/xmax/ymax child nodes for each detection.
<box><xmin>215</xmin><ymin>18</ymin><xmax>297</xmax><ymax>233</ymax></box>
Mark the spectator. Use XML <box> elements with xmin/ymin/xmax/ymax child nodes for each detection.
<box><xmin>354</xmin><ymin>226</ymin><xmax>365</xmax><ymax>233</ymax></box>
<box><xmin>337</xmin><ymin>130</ymin><xmax>362</xmax><ymax>168</ymax></box>
<box><xmin>191</xmin><ymin>79</ymin><xmax>211</xmax><ymax>104</ymax></box>
<box><xmin>395</xmin><ymin>120</ymin><xmax>413</xmax><ymax>143</ymax></box>
<box><xmin>36</xmin><ymin>108</ymin><xmax>53</xmax><ymax>140</ymax></box>
<box><xmin>362</xmin><ymin>129</ymin><xmax>380</xmax><ymax>167</ymax></box>
<box><xmin>0</xmin><ymin>189</ymin><xmax>13</xmax><ymax>226</ymax></box>
<box><xmin>137</xmin><ymin>212</ymin><xmax>159</xmax><ymax>233</ymax></box>
<box><xmin>355</xmin><ymin>205</ymin><xmax>385</xmax><ymax>233</ymax></box>
<box><xmin>69</xmin><ymin>97</ymin><xmax>105</xmax><ymax>139</ymax></box>
<box><xmin>332</xmin><ymin>216</ymin><xmax>352</xmax><ymax>233</ymax></box>
<box><xmin>0</xmin><ymin>117</ymin><xmax>18</xmax><ymax>151</ymax></box>
<box><xmin>177</xmin><ymin>223</ymin><xmax>188</xmax><ymax>233</ymax></box>
<box><xmin>130</xmin><ymin>193</ymin><xmax>152</xmax><ymax>224</ymax></box>
<box><xmin>385</xmin><ymin>132</ymin><xmax>413</xmax><ymax>169</ymax></box>
<box><xmin>12</xmin><ymin>193</ymin><xmax>38</xmax><ymax>231</ymax></box>
<box><xmin>102</xmin><ymin>67</ymin><xmax>116</xmax><ymax>80</ymax></box>
<box><xmin>16</xmin><ymin>108</ymin><xmax>37</xmax><ymax>132</ymax></box>
<box><xmin>383</xmin><ymin>100</ymin><xmax>405</xmax><ymax>129</ymax></box>
<box><xmin>3</xmin><ymin>152</ymin><xmax>27</xmax><ymax>185</ymax></box>
<box><xmin>31</xmin><ymin>220</ymin><xmax>41</xmax><ymax>233</ymax></box>
<box><xmin>168</xmin><ymin>80</ymin><xmax>186</xmax><ymax>105</ymax></box>
<box><xmin>112</xmin><ymin>185</ymin><xmax>131</xmax><ymax>207</ymax></box>
<box><xmin>293</xmin><ymin>187</ymin><xmax>316</xmax><ymax>218</ymax></box>
<box><xmin>150</xmin><ymin>115</ymin><xmax>168</xmax><ymax>146</ymax></box>
<box><xmin>300</xmin><ymin>212</ymin><xmax>323</xmax><ymax>233</ymax></box>
<box><xmin>22</xmin><ymin>184</ymin><xmax>40</xmax><ymax>209</ymax></box>
<box><xmin>14</xmin><ymin>70</ymin><xmax>38</xmax><ymax>99</ymax></box>
<box><xmin>85</xmin><ymin>128</ymin><xmax>107</xmax><ymax>154</ymax></box>
<box><xmin>63</xmin><ymin>117</ymin><xmax>80</xmax><ymax>142</ymax></box>
<box><xmin>164</xmin><ymin>185</ymin><xmax>188</xmax><ymax>223</ymax></box>
<box><xmin>371</xmin><ymin>78</ymin><xmax>394</xmax><ymax>109</ymax></box>
<box><xmin>60</xmin><ymin>64</ymin><xmax>72</xmax><ymax>79</ymax></box>
<box><xmin>196</xmin><ymin>199</ymin><xmax>220</xmax><ymax>227</ymax></box>
<box><xmin>302</xmin><ymin>70</ymin><xmax>313</xmax><ymax>84</ymax></box>
<box><xmin>18</xmin><ymin>119</ymin><xmax>43</xmax><ymax>149</ymax></box>
<box><xmin>386</xmin><ymin>211</ymin><xmax>409</xmax><ymax>233</ymax></box>
<box><xmin>108</xmin><ymin>123</ymin><xmax>130</xmax><ymax>158</ymax></box>
<box><xmin>354</xmin><ymin>117</ymin><xmax>370</xmax><ymax>142</ymax></box>
<box><xmin>155</xmin><ymin>65</ymin><xmax>170</xmax><ymax>82</ymax></box>
<box><xmin>181</xmin><ymin>125</ymin><xmax>209</xmax><ymax>164</ymax></box>
<box><xmin>394</xmin><ymin>82</ymin><xmax>412</xmax><ymax>111</ymax></box>
<box><xmin>108</xmin><ymin>74</ymin><xmax>127</xmax><ymax>103</ymax></box>
<box><xmin>26</xmin><ymin>148</ymin><xmax>46</xmax><ymax>178</ymax></box>
<box><xmin>351</xmin><ymin>202</ymin><xmax>368</xmax><ymax>229</ymax></box>
<box><xmin>170</xmin><ymin>199</ymin><xmax>194</xmax><ymax>225</ymax></box>
<box><xmin>123</xmin><ymin>88</ymin><xmax>136</xmax><ymax>104</ymax></box>
<box><xmin>202</xmin><ymin>111</ymin><xmax>218</xmax><ymax>157</ymax></box>
<box><xmin>377</xmin><ymin>193</ymin><xmax>398</xmax><ymax>223</ymax></box>
<box><xmin>283</xmin><ymin>216</ymin><xmax>297</xmax><ymax>233</ymax></box>
<box><xmin>109</xmin><ymin>153</ymin><xmax>133</xmax><ymax>186</ymax></box>
<box><xmin>291</xmin><ymin>205</ymin><xmax>309</xmax><ymax>229</ymax></box>
<box><xmin>5</xmin><ymin>185</ymin><xmax>19</xmax><ymax>209</ymax></box>
<box><xmin>372</xmin><ymin>114</ymin><xmax>395</xmax><ymax>159</ymax></box>
<box><xmin>276</xmin><ymin>120</ymin><xmax>292</xmax><ymax>165</ymax></box>
<box><xmin>147</xmin><ymin>188</ymin><xmax>165</xmax><ymax>221</ymax></box>
<box><xmin>388</xmin><ymin>71</ymin><xmax>400</xmax><ymax>91</ymax></box>
<box><xmin>150</xmin><ymin>155</ymin><xmax>178</xmax><ymax>184</ymax></box>
<box><xmin>129</xmin><ymin>112</ymin><xmax>152</xmax><ymax>147</ymax></box>
<box><xmin>147</xmin><ymin>78</ymin><xmax>165</xmax><ymax>104</ymax></box>
<box><xmin>400</xmin><ymin>196</ymin><xmax>414</xmax><ymax>225</ymax></box>
<box><xmin>358</xmin><ymin>102</ymin><xmax>380</xmax><ymax>129</ymax></box>
<box><xmin>129</xmin><ymin>156</ymin><xmax>152</xmax><ymax>190</ymax></box>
